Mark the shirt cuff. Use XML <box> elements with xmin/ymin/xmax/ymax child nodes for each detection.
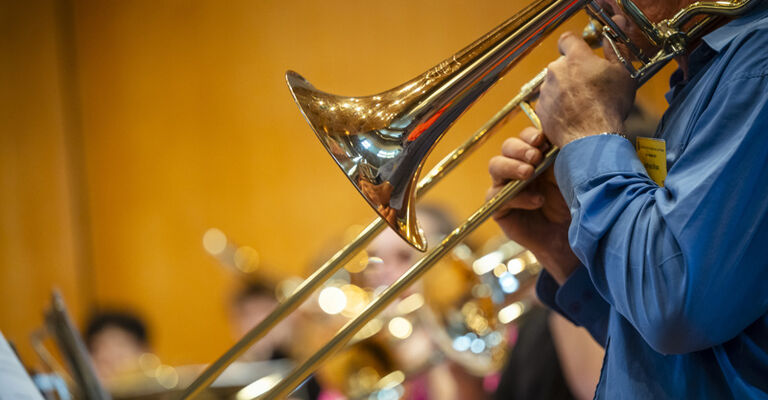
<box><xmin>535</xmin><ymin>269</ymin><xmax>568</xmax><ymax>320</ymax></box>
<box><xmin>554</xmin><ymin>134</ymin><xmax>647</xmax><ymax>207</ymax></box>
<box><xmin>536</xmin><ymin>266</ymin><xmax>610</xmax><ymax>345</ymax></box>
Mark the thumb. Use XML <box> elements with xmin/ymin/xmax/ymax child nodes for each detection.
<box><xmin>558</xmin><ymin>31</ymin><xmax>592</xmax><ymax>57</ymax></box>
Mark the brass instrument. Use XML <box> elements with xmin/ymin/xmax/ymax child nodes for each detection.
<box><xmin>425</xmin><ymin>242</ymin><xmax>541</xmax><ymax>376</ymax></box>
<box><xmin>179</xmin><ymin>1</ymin><xmax>759</xmax><ymax>398</ymax></box>
<box><xmin>311</xmin><ymin>240</ymin><xmax>542</xmax><ymax>399</ymax></box>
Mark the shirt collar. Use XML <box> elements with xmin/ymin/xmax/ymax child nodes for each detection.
<box><xmin>665</xmin><ymin>0</ymin><xmax>768</xmax><ymax>103</ymax></box>
<box><xmin>701</xmin><ymin>0</ymin><xmax>768</xmax><ymax>51</ymax></box>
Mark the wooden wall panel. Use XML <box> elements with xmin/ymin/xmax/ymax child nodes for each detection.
<box><xmin>1</xmin><ymin>0</ymin><xmax>674</xmax><ymax>367</ymax></box>
<box><xmin>0</xmin><ymin>0</ymin><xmax>88</xmax><ymax>365</ymax></box>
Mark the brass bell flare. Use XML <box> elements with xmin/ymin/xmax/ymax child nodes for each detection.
<box><xmin>286</xmin><ymin>70</ymin><xmax>435</xmax><ymax>251</ymax></box>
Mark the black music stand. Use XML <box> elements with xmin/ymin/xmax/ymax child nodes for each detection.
<box><xmin>44</xmin><ymin>290</ymin><xmax>111</xmax><ymax>400</ymax></box>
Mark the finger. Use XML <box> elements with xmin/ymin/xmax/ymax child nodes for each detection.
<box><xmin>486</xmin><ymin>186</ymin><xmax>544</xmax><ymax>212</ymax></box>
<box><xmin>557</xmin><ymin>31</ymin><xmax>592</xmax><ymax>57</ymax></box>
<box><xmin>489</xmin><ymin>155</ymin><xmax>534</xmax><ymax>185</ymax></box>
<box><xmin>501</xmin><ymin>136</ymin><xmax>542</xmax><ymax>165</ymax></box>
<box><xmin>519</xmin><ymin>127</ymin><xmax>546</xmax><ymax>147</ymax></box>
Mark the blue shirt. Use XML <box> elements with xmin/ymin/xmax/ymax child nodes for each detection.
<box><xmin>536</xmin><ymin>4</ymin><xmax>768</xmax><ymax>399</ymax></box>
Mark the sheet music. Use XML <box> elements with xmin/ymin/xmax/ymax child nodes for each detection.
<box><xmin>0</xmin><ymin>331</ymin><xmax>44</xmax><ymax>400</ymax></box>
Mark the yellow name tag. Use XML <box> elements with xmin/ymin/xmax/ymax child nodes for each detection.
<box><xmin>635</xmin><ymin>137</ymin><xmax>667</xmax><ymax>186</ymax></box>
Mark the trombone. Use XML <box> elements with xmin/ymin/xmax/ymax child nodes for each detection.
<box><xmin>179</xmin><ymin>0</ymin><xmax>758</xmax><ymax>398</ymax></box>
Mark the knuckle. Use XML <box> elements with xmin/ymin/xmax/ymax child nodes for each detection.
<box><xmin>549</xmin><ymin>58</ymin><xmax>566</xmax><ymax>74</ymax></box>
<box><xmin>546</xmin><ymin>62</ymin><xmax>558</xmax><ymax>73</ymax></box>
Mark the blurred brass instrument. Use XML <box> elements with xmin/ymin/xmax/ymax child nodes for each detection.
<box><xmin>423</xmin><ymin>241</ymin><xmax>541</xmax><ymax>376</ymax></box>
<box><xmin>180</xmin><ymin>0</ymin><xmax>758</xmax><ymax>398</ymax></box>
<box><xmin>310</xmin><ymin>240</ymin><xmax>542</xmax><ymax>399</ymax></box>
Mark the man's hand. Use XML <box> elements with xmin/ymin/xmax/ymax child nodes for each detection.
<box><xmin>487</xmin><ymin>127</ymin><xmax>580</xmax><ymax>284</ymax></box>
<box><xmin>536</xmin><ymin>31</ymin><xmax>636</xmax><ymax>148</ymax></box>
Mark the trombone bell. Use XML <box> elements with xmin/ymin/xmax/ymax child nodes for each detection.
<box><xmin>286</xmin><ymin>0</ymin><xmax>587</xmax><ymax>251</ymax></box>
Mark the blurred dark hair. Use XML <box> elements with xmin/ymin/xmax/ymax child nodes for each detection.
<box><xmin>418</xmin><ymin>203</ymin><xmax>456</xmax><ymax>237</ymax></box>
<box><xmin>232</xmin><ymin>281</ymin><xmax>276</xmax><ymax>307</ymax></box>
<box><xmin>84</xmin><ymin>310</ymin><xmax>149</xmax><ymax>350</ymax></box>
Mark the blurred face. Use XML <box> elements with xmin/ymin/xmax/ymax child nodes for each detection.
<box><xmin>365</xmin><ymin>228</ymin><xmax>419</xmax><ymax>287</ymax></box>
<box><xmin>363</xmin><ymin>214</ymin><xmax>441</xmax><ymax>290</ymax></box>
<box><xmin>233</xmin><ymin>295</ymin><xmax>276</xmax><ymax>337</ymax></box>
<box><xmin>90</xmin><ymin>326</ymin><xmax>146</xmax><ymax>381</ymax></box>
<box><xmin>232</xmin><ymin>295</ymin><xmax>291</xmax><ymax>361</ymax></box>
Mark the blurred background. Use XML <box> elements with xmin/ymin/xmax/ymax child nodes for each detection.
<box><xmin>1</xmin><ymin>0</ymin><xmax>673</xmax><ymax>386</ymax></box>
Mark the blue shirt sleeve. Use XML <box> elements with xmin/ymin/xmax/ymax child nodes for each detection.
<box><xmin>554</xmin><ymin>74</ymin><xmax>768</xmax><ymax>355</ymax></box>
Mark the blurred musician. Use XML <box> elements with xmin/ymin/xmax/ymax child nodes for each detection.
<box><xmin>359</xmin><ymin>205</ymin><xmax>486</xmax><ymax>400</ymax></box>
<box><xmin>493</xmin><ymin>304</ymin><xmax>603</xmax><ymax>400</ymax></box>
<box><xmin>487</xmin><ymin>0</ymin><xmax>768</xmax><ymax>398</ymax></box>
<box><xmin>230</xmin><ymin>282</ymin><xmax>295</xmax><ymax>362</ymax></box>
<box><xmin>229</xmin><ymin>281</ymin><xmax>322</xmax><ymax>400</ymax></box>
<box><xmin>353</xmin><ymin>205</ymin><xmax>606</xmax><ymax>400</ymax></box>
<box><xmin>85</xmin><ymin>310</ymin><xmax>150</xmax><ymax>383</ymax></box>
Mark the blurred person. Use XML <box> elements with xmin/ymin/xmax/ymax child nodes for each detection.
<box><xmin>367</xmin><ymin>205</ymin><xmax>606</xmax><ymax>399</ymax></box>
<box><xmin>229</xmin><ymin>281</ymin><xmax>294</xmax><ymax>362</ymax></box>
<box><xmin>360</xmin><ymin>204</ymin><xmax>488</xmax><ymax>400</ymax></box>
<box><xmin>84</xmin><ymin>310</ymin><xmax>150</xmax><ymax>382</ymax></box>
<box><xmin>493</xmin><ymin>304</ymin><xmax>604</xmax><ymax>400</ymax></box>
<box><xmin>229</xmin><ymin>280</ymin><xmax>321</xmax><ymax>400</ymax></box>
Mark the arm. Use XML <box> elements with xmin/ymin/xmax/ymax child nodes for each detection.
<box><xmin>549</xmin><ymin>311</ymin><xmax>604</xmax><ymax>400</ymax></box>
<box><xmin>555</xmin><ymin>74</ymin><xmax>768</xmax><ymax>354</ymax></box>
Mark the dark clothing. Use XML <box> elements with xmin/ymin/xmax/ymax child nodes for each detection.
<box><xmin>494</xmin><ymin>306</ymin><xmax>575</xmax><ymax>400</ymax></box>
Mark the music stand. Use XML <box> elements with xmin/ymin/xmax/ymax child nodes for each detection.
<box><xmin>44</xmin><ymin>290</ymin><xmax>111</xmax><ymax>400</ymax></box>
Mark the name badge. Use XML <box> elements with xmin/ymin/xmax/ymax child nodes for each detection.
<box><xmin>636</xmin><ymin>137</ymin><xmax>667</xmax><ymax>186</ymax></box>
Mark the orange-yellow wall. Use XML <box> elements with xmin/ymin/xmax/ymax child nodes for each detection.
<box><xmin>1</xmin><ymin>0</ymin><xmax>89</xmax><ymax>365</ymax></box>
<box><xmin>1</xmin><ymin>0</ymin><xmax>674</xmax><ymax>367</ymax></box>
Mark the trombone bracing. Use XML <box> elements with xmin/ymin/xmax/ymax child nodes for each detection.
<box><xmin>178</xmin><ymin>0</ymin><xmax>758</xmax><ymax>398</ymax></box>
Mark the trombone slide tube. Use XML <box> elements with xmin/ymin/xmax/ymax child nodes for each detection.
<box><xmin>261</xmin><ymin>146</ymin><xmax>559</xmax><ymax>399</ymax></box>
<box><xmin>177</xmin><ymin>69</ymin><xmax>544</xmax><ymax>400</ymax></box>
<box><xmin>177</xmin><ymin>218</ymin><xmax>384</xmax><ymax>400</ymax></box>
